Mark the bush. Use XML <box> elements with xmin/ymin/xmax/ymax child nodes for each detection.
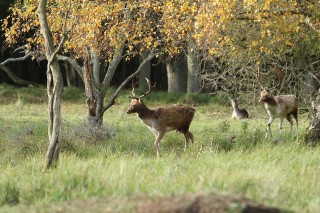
<box><xmin>9</xmin><ymin>124</ymin><xmax>44</xmax><ymax>157</ymax></box>
<box><xmin>62</xmin><ymin>120</ymin><xmax>117</xmax><ymax>156</ymax></box>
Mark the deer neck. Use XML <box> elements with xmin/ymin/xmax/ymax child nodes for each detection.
<box><xmin>232</xmin><ymin>104</ymin><xmax>238</xmax><ymax>110</ymax></box>
<box><xmin>263</xmin><ymin>95</ymin><xmax>277</xmax><ymax>107</ymax></box>
<box><xmin>136</xmin><ymin>106</ymin><xmax>154</xmax><ymax>120</ymax></box>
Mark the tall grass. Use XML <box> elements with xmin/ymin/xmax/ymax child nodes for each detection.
<box><xmin>0</xmin><ymin>84</ymin><xmax>319</xmax><ymax>212</ymax></box>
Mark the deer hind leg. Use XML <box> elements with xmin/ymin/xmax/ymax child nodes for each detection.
<box><xmin>279</xmin><ymin>117</ymin><xmax>284</xmax><ymax>133</ymax></box>
<box><xmin>154</xmin><ymin>132</ymin><xmax>165</xmax><ymax>158</ymax></box>
<box><xmin>183</xmin><ymin>131</ymin><xmax>194</xmax><ymax>151</ymax></box>
<box><xmin>266</xmin><ymin>116</ymin><xmax>274</xmax><ymax>138</ymax></box>
<box><xmin>285</xmin><ymin>114</ymin><xmax>293</xmax><ymax>134</ymax></box>
<box><xmin>292</xmin><ymin>109</ymin><xmax>298</xmax><ymax>138</ymax></box>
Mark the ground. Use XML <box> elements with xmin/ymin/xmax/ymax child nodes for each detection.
<box><xmin>46</xmin><ymin>192</ymin><xmax>287</xmax><ymax>213</ymax></box>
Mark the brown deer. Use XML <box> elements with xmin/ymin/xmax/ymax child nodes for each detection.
<box><xmin>258</xmin><ymin>66</ymin><xmax>298</xmax><ymax>138</ymax></box>
<box><xmin>230</xmin><ymin>99</ymin><xmax>249</xmax><ymax>119</ymax></box>
<box><xmin>127</xmin><ymin>78</ymin><xmax>195</xmax><ymax>157</ymax></box>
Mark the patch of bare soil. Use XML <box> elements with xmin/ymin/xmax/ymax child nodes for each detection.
<box><xmin>48</xmin><ymin>192</ymin><xmax>289</xmax><ymax>213</ymax></box>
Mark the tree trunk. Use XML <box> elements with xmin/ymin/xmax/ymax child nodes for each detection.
<box><xmin>139</xmin><ymin>51</ymin><xmax>151</xmax><ymax>91</ymax></box>
<box><xmin>305</xmin><ymin>100</ymin><xmax>320</xmax><ymax>143</ymax></box>
<box><xmin>38</xmin><ymin>0</ymin><xmax>64</xmax><ymax>169</ymax></box>
<box><xmin>45</xmin><ymin>62</ymin><xmax>63</xmax><ymax>169</ymax></box>
<box><xmin>87</xmin><ymin>92</ymin><xmax>104</xmax><ymax>129</ymax></box>
<box><xmin>83</xmin><ymin>48</ymin><xmax>106</xmax><ymax>130</ymax></box>
<box><xmin>187</xmin><ymin>42</ymin><xmax>201</xmax><ymax>93</ymax></box>
<box><xmin>304</xmin><ymin>71</ymin><xmax>320</xmax><ymax>143</ymax></box>
<box><xmin>91</xmin><ymin>50</ymin><xmax>100</xmax><ymax>85</ymax></box>
<box><xmin>64</xmin><ymin>61</ymin><xmax>71</xmax><ymax>87</ymax></box>
<box><xmin>166</xmin><ymin>55</ymin><xmax>187</xmax><ymax>93</ymax></box>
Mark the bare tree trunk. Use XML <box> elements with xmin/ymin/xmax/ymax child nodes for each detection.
<box><xmin>166</xmin><ymin>55</ymin><xmax>187</xmax><ymax>93</ymax></box>
<box><xmin>91</xmin><ymin>50</ymin><xmax>100</xmax><ymax>85</ymax></box>
<box><xmin>187</xmin><ymin>42</ymin><xmax>201</xmax><ymax>93</ymax></box>
<box><xmin>38</xmin><ymin>0</ymin><xmax>65</xmax><ymax>169</ymax></box>
<box><xmin>65</xmin><ymin>61</ymin><xmax>71</xmax><ymax>87</ymax></box>
<box><xmin>305</xmin><ymin>101</ymin><xmax>320</xmax><ymax>143</ymax></box>
<box><xmin>304</xmin><ymin>71</ymin><xmax>320</xmax><ymax>143</ymax></box>
<box><xmin>83</xmin><ymin>52</ymin><xmax>104</xmax><ymax>129</ymax></box>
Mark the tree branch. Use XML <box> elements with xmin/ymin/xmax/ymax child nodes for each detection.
<box><xmin>57</xmin><ymin>55</ymin><xmax>84</xmax><ymax>81</ymax></box>
<box><xmin>101</xmin><ymin>44</ymin><xmax>125</xmax><ymax>90</ymax></box>
<box><xmin>0</xmin><ymin>52</ymin><xmax>39</xmax><ymax>66</ymax></box>
<box><xmin>0</xmin><ymin>64</ymin><xmax>44</xmax><ymax>87</ymax></box>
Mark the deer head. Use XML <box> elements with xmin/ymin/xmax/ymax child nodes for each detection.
<box><xmin>257</xmin><ymin>66</ymin><xmax>285</xmax><ymax>103</ymax></box>
<box><xmin>127</xmin><ymin>78</ymin><xmax>156</xmax><ymax>114</ymax></box>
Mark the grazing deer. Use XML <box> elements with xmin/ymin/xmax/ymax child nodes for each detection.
<box><xmin>127</xmin><ymin>78</ymin><xmax>195</xmax><ymax>157</ymax></box>
<box><xmin>230</xmin><ymin>99</ymin><xmax>249</xmax><ymax>119</ymax></box>
<box><xmin>258</xmin><ymin>66</ymin><xmax>298</xmax><ymax>138</ymax></box>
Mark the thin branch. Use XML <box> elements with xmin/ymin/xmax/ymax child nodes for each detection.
<box><xmin>0</xmin><ymin>52</ymin><xmax>38</xmax><ymax>66</ymax></box>
<box><xmin>57</xmin><ymin>55</ymin><xmax>84</xmax><ymax>81</ymax></box>
<box><xmin>0</xmin><ymin>64</ymin><xmax>44</xmax><ymax>87</ymax></box>
<box><xmin>308</xmin><ymin>71</ymin><xmax>320</xmax><ymax>85</ymax></box>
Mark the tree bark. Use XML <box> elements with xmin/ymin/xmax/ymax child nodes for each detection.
<box><xmin>166</xmin><ymin>55</ymin><xmax>188</xmax><ymax>93</ymax></box>
<box><xmin>38</xmin><ymin>0</ymin><xmax>64</xmax><ymax>170</ymax></box>
<box><xmin>187</xmin><ymin>42</ymin><xmax>201</xmax><ymax>93</ymax></box>
<box><xmin>91</xmin><ymin>50</ymin><xmax>100</xmax><ymax>86</ymax></box>
<box><xmin>305</xmin><ymin>101</ymin><xmax>320</xmax><ymax>143</ymax></box>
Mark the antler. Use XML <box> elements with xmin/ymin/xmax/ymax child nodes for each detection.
<box><xmin>129</xmin><ymin>78</ymin><xmax>156</xmax><ymax>99</ymax></box>
<box><xmin>257</xmin><ymin>66</ymin><xmax>285</xmax><ymax>91</ymax></box>
<box><xmin>130</xmin><ymin>80</ymin><xmax>138</xmax><ymax>98</ymax></box>
<box><xmin>268</xmin><ymin>66</ymin><xmax>285</xmax><ymax>90</ymax></box>
<box><xmin>257</xmin><ymin>67</ymin><xmax>264</xmax><ymax>90</ymax></box>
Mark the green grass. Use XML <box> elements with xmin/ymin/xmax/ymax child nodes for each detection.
<box><xmin>0</xmin><ymin>84</ymin><xmax>319</xmax><ymax>212</ymax></box>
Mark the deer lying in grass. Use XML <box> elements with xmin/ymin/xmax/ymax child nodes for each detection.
<box><xmin>258</xmin><ymin>66</ymin><xmax>298</xmax><ymax>138</ymax></box>
<box><xmin>127</xmin><ymin>78</ymin><xmax>195</xmax><ymax>157</ymax></box>
<box><xmin>230</xmin><ymin>99</ymin><xmax>249</xmax><ymax>119</ymax></box>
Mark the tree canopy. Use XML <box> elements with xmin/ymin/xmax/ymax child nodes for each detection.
<box><xmin>2</xmin><ymin>0</ymin><xmax>320</xmax><ymax>95</ymax></box>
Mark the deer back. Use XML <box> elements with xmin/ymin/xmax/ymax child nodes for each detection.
<box><xmin>153</xmin><ymin>106</ymin><xmax>195</xmax><ymax>132</ymax></box>
<box><xmin>266</xmin><ymin>95</ymin><xmax>298</xmax><ymax>116</ymax></box>
<box><xmin>127</xmin><ymin>78</ymin><xmax>195</xmax><ymax>133</ymax></box>
<box><xmin>127</xmin><ymin>98</ymin><xmax>195</xmax><ymax>133</ymax></box>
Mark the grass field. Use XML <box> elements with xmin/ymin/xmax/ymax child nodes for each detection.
<box><xmin>0</xmin><ymin>84</ymin><xmax>319</xmax><ymax>212</ymax></box>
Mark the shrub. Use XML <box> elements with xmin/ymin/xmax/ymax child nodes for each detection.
<box><xmin>62</xmin><ymin>120</ymin><xmax>117</xmax><ymax>156</ymax></box>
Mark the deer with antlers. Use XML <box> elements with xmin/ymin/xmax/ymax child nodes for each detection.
<box><xmin>127</xmin><ymin>78</ymin><xmax>195</xmax><ymax>157</ymax></box>
<box><xmin>258</xmin><ymin>66</ymin><xmax>298</xmax><ymax>138</ymax></box>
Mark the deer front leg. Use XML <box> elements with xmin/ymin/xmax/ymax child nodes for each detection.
<box><xmin>154</xmin><ymin>132</ymin><xmax>165</xmax><ymax>158</ymax></box>
<box><xmin>279</xmin><ymin>117</ymin><xmax>284</xmax><ymax>133</ymax></box>
<box><xmin>266</xmin><ymin>116</ymin><xmax>274</xmax><ymax>138</ymax></box>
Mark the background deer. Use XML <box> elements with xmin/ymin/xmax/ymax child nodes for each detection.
<box><xmin>230</xmin><ymin>99</ymin><xmax>249</xmax><ymax>119</ymax></box>
<box><xmin>127</xmin><ymin>78</ymin><xmax>195</xmax><ymax>157</ymax></box>
<box><xmin>258</xmin><ymin>66</ymin><xmax>298</xmax><ymax>138</ymax></box>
